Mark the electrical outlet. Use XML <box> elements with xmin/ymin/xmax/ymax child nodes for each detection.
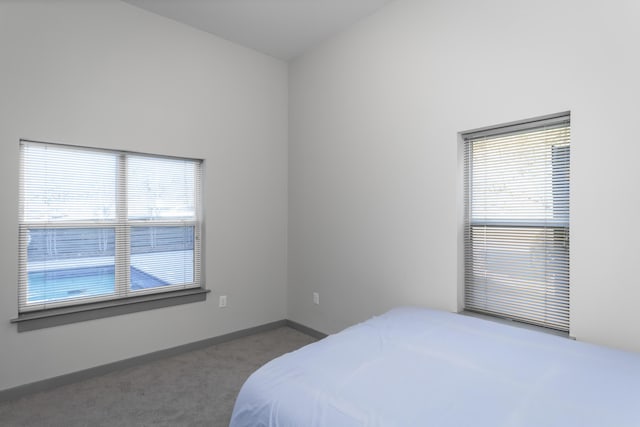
<box><xmin>219</xmin><ymin>295</ymin><xmax>227</xmax><ymax>308</ymax></box>
<box><xmin>313</xmin><ymin>292</ymin><xmax>319</xmax><ymax>305</ymax></box>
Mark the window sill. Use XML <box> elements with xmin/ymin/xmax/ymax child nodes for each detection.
<box><xmin>460</xmin><ymin>309</ymin><xmax>572</xmax><ymax>339</ymax></box>
<box><xmin>10</xmin><ymin>288</ymin><xmax>210</xmax><ymax>332</ymax></box>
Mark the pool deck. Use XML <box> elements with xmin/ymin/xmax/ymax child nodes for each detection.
<box><xmin>28</xmin><ymin>250</ymin><xmax>194</xmax><ymax>285</ymax></box>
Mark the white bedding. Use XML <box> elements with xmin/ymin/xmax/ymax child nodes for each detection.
<box><xmin>230</xmin><ymin>307</ymin><xmax>640</xmax><ymax>426</ymax></box>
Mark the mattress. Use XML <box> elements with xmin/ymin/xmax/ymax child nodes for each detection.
<box><xmin>230</xmin><ymin>307</ymin><xmax>640</xmax><ymax>426</ymax></box>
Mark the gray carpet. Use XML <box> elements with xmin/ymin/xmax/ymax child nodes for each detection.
<box><xmin>0</xmin><ymin>326</ymin><xmax>317</xmax><ymax>427</ymax></box>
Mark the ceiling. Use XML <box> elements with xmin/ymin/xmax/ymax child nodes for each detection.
<box><xmin>122</xmin><ymin>0</ymin><xmax>395</xmax><ymax>61</ymax></box>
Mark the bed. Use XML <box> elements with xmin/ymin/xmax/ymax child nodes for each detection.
<box><xmin>229</xmin><ymin>307</ymin><xmax>640</xmax><ymax>426</ymax></box>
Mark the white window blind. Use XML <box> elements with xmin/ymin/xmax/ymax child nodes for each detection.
<box><xmin>18</xmin><ymin>141</ymin><xmax>202</xmax><ymax>312</ymax></box>
<box><xmin>463</xmin><ymin>113</ymin><xmax>570</xmax><ymax>332</ymax></box>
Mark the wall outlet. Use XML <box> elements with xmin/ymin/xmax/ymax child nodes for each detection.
<box><xmin>219</xmin><ymin>295</ymin><xmax>227</xmax><ymax>308</ymax></box>
<box><xmin>313</xmin><ymin>292</ymin><xmax>319</xmax><ymax>305</ymax></box>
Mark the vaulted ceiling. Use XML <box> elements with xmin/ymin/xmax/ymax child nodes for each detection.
<box><xmin>123</xmin><ymin>0</ymin><xmax>395</xmax><ymax>60</ymax></box>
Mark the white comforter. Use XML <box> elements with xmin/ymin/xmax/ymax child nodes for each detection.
<box><xmin>230</xmin><ymin>307</ymin><xmax>640</xmax><ymax>426</ymax></box>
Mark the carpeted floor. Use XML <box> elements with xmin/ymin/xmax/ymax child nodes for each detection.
<box><xmin>0</xmin><ymin>326</ymin><xmax>317</xmax><ymax>427</ymax></box>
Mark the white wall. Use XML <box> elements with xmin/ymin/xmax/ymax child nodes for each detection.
<box><xmin>2</xmin><ymin>0</ymin><xmax>639</xmax><ymax>393</ymax></box>
<box><xmin>288</xmin><ymin>0</ymin><xmax>640</xmax><ymax>353</ymax></box>
<box><xmin>0</xmin><ymin>0</ymin><xmax>288</xmax><ymax>391</ymax></box>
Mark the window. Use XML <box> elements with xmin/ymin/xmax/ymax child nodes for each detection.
<box><xmin>462</xmin><ymin>113</ymin><xmax>570</xmax><ymax>332</ymax></box>
<box><xmin>18</xmin><ymin>141</ymin><xmax>203</xmax><ymax>313</ymax></box>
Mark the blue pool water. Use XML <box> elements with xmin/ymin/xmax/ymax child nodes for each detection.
<box><xmin>27</xmin><ymin>266</ymin><xmax>169</xmax><ymax>303</ymax></box>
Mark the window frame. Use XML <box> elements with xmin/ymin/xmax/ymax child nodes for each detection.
<box><xmin>461</xmin><ymin>112</ymin><xmax>571</xmax><ymax>333</ymax></box>
<box><xmin>13</xmin><ymin>140</ymin><xmax>207</xmax><ymax>330</ymax></box>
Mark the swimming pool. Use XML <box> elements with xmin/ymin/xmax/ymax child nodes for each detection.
<box><xmin>27</xmin><ymin>265</ymin><xmax>169</xmax><ymax>304</ymax></box>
